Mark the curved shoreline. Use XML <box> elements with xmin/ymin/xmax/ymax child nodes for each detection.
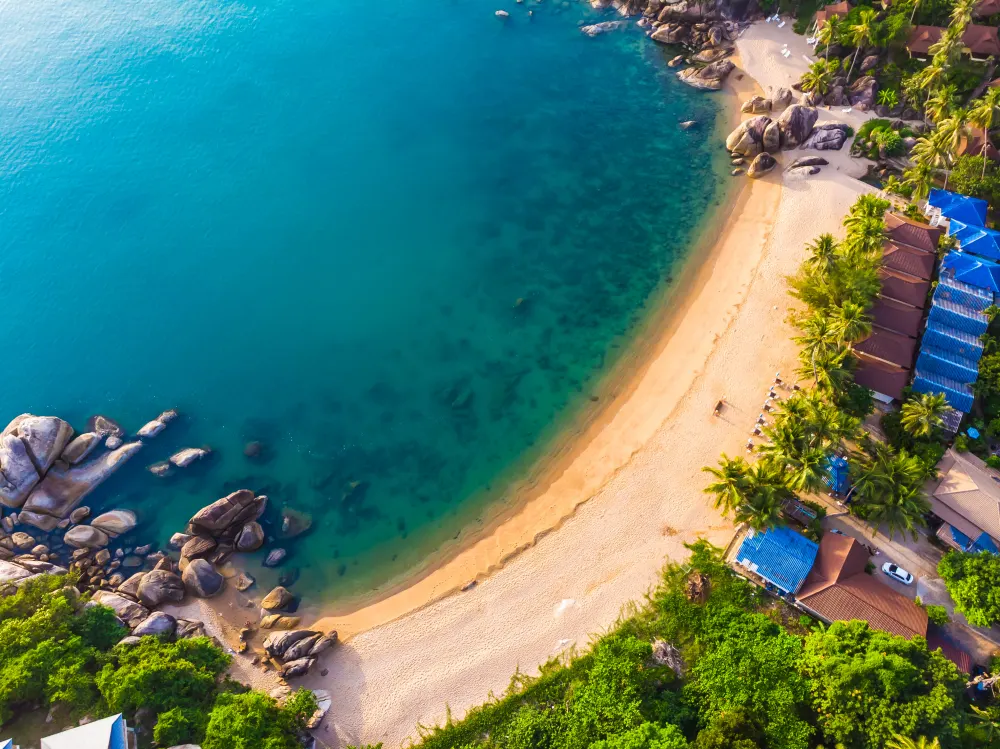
<box><xmin>183</xmin><ymin>21</ymin><xmax>878</xmax><ymax>749</ymax></box>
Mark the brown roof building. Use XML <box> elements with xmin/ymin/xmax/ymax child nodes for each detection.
<box><xmin>797</xmin><ymin>533</ymin><xmax>929</xmax><ymax>639</ymax></box>
<box><xmin>854</xmin><ymin>354</ymin><xmax>910</xmax><ymax>401</ymax></box>
<box><xmin>879</xmin><ymin>268</ymin><xmax>931</xmax><ymax>308</ymax></box>
<box><xmin>870</xmin><ymin>296</ymin><xmax>925</xmax><ymax>338</ymax></box>
<box><xmin>882</xmin><ymin>240</ymin><xmax>937</xmax><ymax>280</ymax></box>
<box><xmin>907</xmin><ymin>24</ymin><xmax>1000</xmax><ymax>59</ymax></box>
<box><xmin>975</xmin><ymin>0</ymin><xmax>1000</xmax><ymax>17</ymax></box>
<box><xmin>854</xmin><ymin>327</ymin><xmax>919</xmax><ymax>368</ymax></box>
<box><xmin>814</xmin><ymin>1</ymin><xmax>851</xmax><ymax>27</ymax></box>
<box><xmin>956</xmin><ymin>125</ymin><xmax>1000</xmax><ymax>162</ymax></box>
<box><xmin>931</xmin><ymin>450</ymin><xmax>1000</xmax><ymax>551</ymax></box>
<box><xmin>884</xmin><ymin>213</ymin><xmax>943</xmax><ymax>254</ymax></box>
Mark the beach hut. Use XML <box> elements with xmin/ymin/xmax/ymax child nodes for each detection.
<box><xmin>885</xmin><ymin>212</ymin><xmax>943</xmax><ymax>253</ymax></box>
<box><xmin>854</xmin><ymin>354</ymin><xmax>910</xmax><ymax>403</ymax></box>
<box><xmin>870</xmin><ymin>296</ymin><xmax>925</xmax><ymax>338</ymax></box>
<box><xmin>907</xmin><ymin>25</ymin><xmax>1000</xmax><ymax>60</ymax></box>
<box><xmin>928</xmin><ymin>189</ymin><xmax>989</xmax><ymax>227</ymax></box>
<box><xmin>878</xmin><ymin>268</ymin><xmax>932</xmax><ymax>308</ymax></box>
<box><xmin>733</xmin><ymin>526</ymin><xmax>819</xmax><ymax>596</ymax></box>
<box><xmin>854</xmin><ymin>327</ymin><xmax>919</xmax><ymax>369</ymax></box>
<box><xmin>813</xmin><ymin>0</ymin><xmax>850</xmax><ymax>27</ymax></box>
<box><xmin>882</xmin><ymin>240</ymin><xmax>937</xmax><ymax>279</ymax></box>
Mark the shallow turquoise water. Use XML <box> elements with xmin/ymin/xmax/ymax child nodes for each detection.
<box><xmin>0</xmin><ymin>0</ymin><xmax>729</xmax><ymax>602</ymax></box>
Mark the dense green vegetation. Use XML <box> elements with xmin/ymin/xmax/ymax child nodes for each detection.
<box><xmin>938</xmin><ymin>549</ymin><xmax>1000</xmax><ymax>626</ymax></box>
<box><xmin>415</xmin><ymin>542</ymin><xmax>994</xmax><ymax>749</ymax></box>
<box><xmin>0</xmin><ymin>574</ymin><xmax>316</xmax><ymax>748</ymax></box>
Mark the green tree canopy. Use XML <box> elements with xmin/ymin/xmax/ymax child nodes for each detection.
<box><xmin>938</xmin><ymin>550</ymin><xmax>1000</xmax><ymax>627</ymax></box>
<box><xmin>202</xmin><ymin>689</ymin><xmax>317</xmax><ymax>749</ymax></box>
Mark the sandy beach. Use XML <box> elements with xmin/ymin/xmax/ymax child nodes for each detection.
<box><xmin>177</xmin><ymin>21</ymin><xmax>878</xmax><ymax>749</ymax></box>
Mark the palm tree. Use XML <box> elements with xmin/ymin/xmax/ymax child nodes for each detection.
<box><xmin>703</xmin><ymin>454</ymin><xmax>751</xmax><ymax>516</ymax></box>
<box><xmin>969</xmin><ymin>705</ymin><xmax>1000</xmax><ymax>746</ymax></box>
<box><xmin>801</xmin><ymin>346</ymin><xmax>853</xmax><ymax>395</ymax></box>
<box><xmin>846</xmin><ymin>9</ymin><xmax>878</xmax><ymax>81</ymax></box>
<box><xmin>969</xmin><ymin>87</ymin><xmax>1000</xmax><ymax>178</ymax></box>
<box><xmin>847</xmin><ymin>194</ymin><xmax>890</xmax><ymax>221</ymax></box>
<box><xmin>937</xmin><ymin>107</ymin><xmax>970</xmax><ymax>157</ymax></box>
<box><xmin>950</xmin><ymin>0</ymin><xmax>977</xmax><ymax>28</ymax></box>
<box><xmin>817</xmin><ymin>16</ymin><xmax>843</xmax><ymax>61</ymax></box>
<box><xmin>902</xmin><ymin>160</ymin><xmax>934</xmax><ymax>200</ymax></box>
<box><xmin>929</xmin><ymin>25</ymin><xmax>964</xmax><ymax>69</ymax></box>
<box><xmin>900</xmin><ymin>392</ymin><xmax>950</xmax><ymax>438</ymax></box>
<box><xmin>801</xmin><ymin>59</ymin><xmax>837</xmax><ymax>95</ymax></box>
<box><xmin>829</xmin><ymin>301</ymin><xmax>872</xmax><ymax>346</ymax></box>
<box><xmin>924</xmin><ymin>85</ymin><xmax>957</xmax><ymax>124</ymax></box>
<box><xmin>887</xmin><ymin>735</ymin><xmax>942</xmax><ymax>749</ymax></box>
<box><xmin>850</xmin><ymin>442</ymin><xmax>931</xmax><ymax>539</ymax></box>
<box><xmin>733</xmin><ymin>460</ymin><xmax>789</xmax><ymax>531</ymax></box>
<box><xmin>805</xmin><ymin>234</ymin><xmax>839</xmax><ymax>272</ymax></box>
<box><xmin>910</xmin><ymin>0</ymin><xmax>921</xmax><ymax>24</ymax></box>
<box><xmin>794</xmin><ymin>312</ymin><xmax>840</xmax><ymax>380</ymax></box>
<box><xmin>783</xmin><ymin>444</ymin><xmax>829</xmax><ymax>493</ymax></box>
<box><xmin>843</xmin><ymin>215</ymin><xmax>886</xmax><ymax>256</ymax></box>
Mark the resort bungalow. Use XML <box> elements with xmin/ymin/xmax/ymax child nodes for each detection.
<box><xmin>869</xmin><ymin>296</ymin><xmax>926</xmax><ymax>338</ymax></box>
<box><xmin>731</xmin><ymin>525</ymin><xmax>819</xmax><ymax>596</ymax></box>
<box><xmin>886</xmin><ymin>212</ymin><xmax>944</xmax><ymax>253</ymax></box>
<box><xmin>956</xmin><ymin>126</ymin><xmax>1000</xmax><ymax>163</ymax></box>
<box><xmin>906</xmin><ymin>24</ymin><xmax>1000</xmax><ymax>61</ymax></box>
<box><xmin>854</xmin><ymin>326</ymin><xmax>919</xmax><ymax>369</ymax></box>
<box><xmin>878</xmin><ymin>267</ymin><xmax>931</xmax><ymax>308</ymax></box>
<box><xmin>797</xmin><ymin>532</ymin><xmax>929</xmax><ymax>639</ymax></box>
<box><xmin>882</xmin><ymin>240</ymin><xmax>937</xmax><ymax>280</ymax></box>
<box><xmin>40</xmin><ymin>714</ymin><xmax>135</xmax><ymax>749</ymax></box>
<box><xmin>975</xmin><ymin>0</ymin><xmax>1000</xmax><ymax>17</ymax></box>
<box><xmin>813</xmin><ymin>0</ymin><xmax>850</xmax><ymax>27</ymax></box>
<box><xmin>948</xmin><ymin>220</ymin><xmax>1000</xmax><ymax>261</ymax></box>
<box><xmin>927</xmin><ymin>188</ymin><xmax>989</xmax><ymax>228</ymax></box>
<box><xmin>854</xmin><ymin>355</ymin><xmax>911</xmax><ymax>402</ymax></box>
<box><xmin>930</xmin><ymin>450</ymin><xmax>1000</xmax><ymax>554</ymax></box>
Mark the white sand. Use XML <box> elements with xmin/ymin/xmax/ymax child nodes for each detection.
<box><xmin>192</xmin><ymin>22</ymin><xmax>877</xmax><ymax>749</ymax></box>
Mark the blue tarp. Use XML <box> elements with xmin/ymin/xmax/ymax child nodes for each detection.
<box><xmin>935</xmin><ymin>273</ymin><xmax>994</xmax><ymax>312</ymax></box>
<box><xmin>735</xmin><ymin>526</ymin><xmax>819</xmax><ymax>595</ymax></box>
<box><xmin>823</xmin><ymin>454</ymin><xmax>850</xmax><ymax>494</ymax></box>
<box><xmin>922</xmin><ymin>320</ymin><xmax>984</xmax><ymax>359</ymax></box>
<box><xmin>949</xmin><ymin>525</ymin><xmax>1000</xmax><ymax>554</ymax></box>
<box><xmin>941</xmin><ymin>251</ymin><xmax>1000</xmax><ymax>295</ymax></box>
<box><xmin>930</xmin><ymin>188</ymin><xmax>989</xmax><ymax>226</ymax></box>
<box><xmin>912</xmin><ymin>368</ymin><xmax>975</xmax><ymax>413</ymax></box>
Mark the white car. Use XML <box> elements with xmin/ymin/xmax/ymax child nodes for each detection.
<box><xmin>881</xmin><ymin>562</ymin><xmax>914</xmax><ymax>585</ymax></box>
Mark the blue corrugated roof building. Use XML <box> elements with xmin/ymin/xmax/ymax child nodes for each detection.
<box><xmin>927</xmin><ymin>297</ymin><xmax>989</xmax><ymax>336</ymax></box>
<box><xmin>922</xmin><ymin>320</ymin><xmax>984</xmax><ymax>359</ymax></box>
<box><xmin>942</xmin><ymin>251</ymin><xmax>1000</xmax><ymax>295</ymax></box>
<box><xmin>824</xmin><ymin>454</ymin><xmax>850</xmax><ymax>494</ymax></box>
<box><xmin>949</xmin><ymin>526</ymin><xmax>1000</xmax><ymax>554</ymax></box>
<box><xmin>929</xmin><ymin>189</ymin><xmax>989</xmax><ymax>226</ymax></box>
<box><xmin>734</xmin><ymin>525</ymin><xmax>818</xmax><ymax>595</ymax></box>
<box><xmin>948</xmin><ymin>219</ymin><xmax>1000</xmax><ymax>261</ymax></box>
<box><xmin>935</xmin><ymin>273</ymin><xmax>994</xmax><ymax>312</ymax></box>
<box><xmin>912</xmin><ymin>369</ymin><xmax>976</xmax><ymax>412</ymax></box>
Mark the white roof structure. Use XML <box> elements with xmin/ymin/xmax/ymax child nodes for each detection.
<box><xmin>41</xmin><ymin>714</ymin><xmax>128</xmax><ymax>749</ymax></box>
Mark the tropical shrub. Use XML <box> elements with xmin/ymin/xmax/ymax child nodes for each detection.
<box><xmin>938</xmin><ymin>550</ymin><xmax>1000</xmax><ymax>626</ymax></box>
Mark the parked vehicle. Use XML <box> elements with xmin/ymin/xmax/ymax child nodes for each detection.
<box><xmin>881</xmin><ymin>562</ymin><xmax>914</xmax><ymax>585</ymax></box>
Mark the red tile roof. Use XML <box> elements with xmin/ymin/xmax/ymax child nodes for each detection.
<box><xmin>884</xmin><ymin>213</ymin><xmax>942</xmax><ymax>254</ymax></box>
<box><xmin>870</xmin><ymin>296</ymin><xmax>924</xmax><ymax>338</ymax></box>
<box><xmin>854</xmin><ymin>326</ymin><xmax>919</xmax><ymax>368</ymax></box>
<box><xmin>815</xmin><ymin>1</ymin><xmax>851</xmax><ymax>26</ymax></box>
<box><xmin>879</xmin><ymin>268</ymin><xmax>931</xmax><ymax>308</ymax></box>
<box><xmin>927</xmin><ymin>631</ymin><xmax>974</xmax><ymax>673</ymax></box>
<box><xmin>907</xmin><ymin>24</ymin><xmax>1000</xmax><ymax>57</ymax></box>
<box><xmin>798</xmin><ymin>533</ymin><xmax>929</xmax><ymax>639</ymax></box>
<box><xmin>975</xmin><ymin>0</ymin><xmax>1000</xmax><ymax>17</ymax></box>
<box><xmin>882</xmin><ymin>240</ymin><xmax>936</xmax><ymax>280</ymax></box>
<box><xmin>854</xmin><ymin>354</ymin><xmax>910</xmax><ymax>400</ymax></box>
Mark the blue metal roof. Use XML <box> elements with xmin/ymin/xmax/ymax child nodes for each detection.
<box><xmin>1</xmin><ymin>739</ymin><xmax>12</xmax><ymax>749</ymax></box>
<box><xmin>927</xmin><ymin>298</ymin><xmax>989</xmax><ymax>336</ymax></box>
<box><xmin>935</xmin><ymin>273</ymin><xmax>994</xmax><ymax>311</ymax></box>
<box><xmin>930</xmin><ymin>189</ymin><xmax>989</xmax><ymax>226</ymax></box>
<box><xmin>915</xmin><ymin>345</ymin><xmax>981</xmax><ymax>384</ymax></box>
<box><xmin>949</xmin><ymin>525</ymin><xmax>999</xmax><ymax>554</ymax></box>
<box><xmin>942</xmin><ymin>251</ymin><xmax>1000</xmax><ymax>295</ymax></box>
<box><xmin>823</xmin><ymin>454</ymin><xmax>850</xmax><ymax>493</ymax></box>
<box><xmin>912</xmin><ymin>368</ymin><xmax>975</xmax><ymax>413</ymax></box>
<box><xmin>735</xmin><ymin>525</ymin><xmax>818</xmax><ymax>595</ymax></box>
<box><xmin>922</xmin><ymin>320</ymin><xmax>984</xmax><ymax>359</ymax></box>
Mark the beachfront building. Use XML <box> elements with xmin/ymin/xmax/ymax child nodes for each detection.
<box><xmin>732</xmin><ymin>525</ymin><xmax>819</xmax><ymax>596</ymax></box>
<box><xmin>906</xmin><ymin>24</ymin><xmax>1000</xmax><ymax>60</ymax></box>
<box><xmin>930</xmin><ymin>450</ymin><xmax>1000</xmax><ymax>553</ymax></box>
<box><xmin>854</xmin><ymin>213</ymin><xmax>941</xmax><ymax>403</ymax></box>
<box><xmin>911</xmin><ymin>191</ymin><xmax>998</xmax><ymax>425</ymax></box>
<box><xmin>813</xmin><ymin>0</ymin><xmax>850</xmax><ymax>27</ymax></box>
<box><xmin>797</xmin><ymin>532</ymin><xmax>929</xmax><ymax>639</ymax></box>
<box><xmin>40</xmin><ymin>714</ymin><xmax>135</xmax><ymax>749</ymax></box>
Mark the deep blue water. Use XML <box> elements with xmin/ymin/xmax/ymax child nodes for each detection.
<box><xmin>0</xmin><ymin>0</ymin><xmax>729</xmax><ymax>603</ymax></box>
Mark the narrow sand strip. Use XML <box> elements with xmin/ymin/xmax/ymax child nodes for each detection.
<box><xmin>180</xmin><ymin>22</ymin><xmax>877</xmax><ymax>749</ymax></box>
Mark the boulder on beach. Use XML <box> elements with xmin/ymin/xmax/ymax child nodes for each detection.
<box><xmin>132</xmin><ymin>611</ymin><xmax>177</xmax><ymax>638</ymax></box>
<box><xmin>170</xmin><ymin>448</ymin><xmax>208</xmax><ymax>468</ymax></box>
<box><xmin>91</xmin><ymin>591</ymin><xmax>149</xmax><ymax>627</ymax></box>
<box><xmin>175</xmin><ymin>619</ymin><xmax>206</xmax><ymax>639</ymax></box>
<box><xmin>11</xmin><ymin>531</ymin><xmax>35</xmax><ymax>550</ymax></box>
<box><xmin>307</xmin><ymin>690</ymin><xmax>332</xmax><ymax>729</ymax></box>
<box><xmin>280</xmin><ymin>657</ymin><xmax>315</xmax><ymax>678</ymax></box>
<box><xmin>138</xmin><ymin>569</ymin><xmax>186</xmax><ymax>607</ymax></box>
<box><xmin>747</xmin><ymin>152</ymin><xmax>777</xmax><ymax>178</ymax></box>
<box><xmin>725</xmin><ymin>115</ymin><xmax>772</xmax><ymax>157</ymax></box>
<box><xmin>64</xmin><ymin>525</ymin><xmax>110</xmax><ymax>549</ymax></box>
<box><xmin>262</xmin><ymin>585</ymin><xmax>295</xmax><ymax>612</ymax></box>
<box><xmin>772</xmin><ymin>87</ymin><xmax>793</xmax><ymax>111</ymax></box>
<box><xmin>187</xmin><ymin>490</ymin><xmax>266</xmax><ymax>537</ymax></box>
<box><xmin>59</xmin><ymin>432</ymin><xmax>101</xmax><ymax>466</ymax></box>
<box><xmin>181</xmin><ymin>558</ymin><xmax>224</xmax><ymax>598</ymax></box>
<box><xmin>741</xmin><ymin>95</ymin><xmax>771</xmax><ymax>114</ymax></box>
<box><xmin>261</xmin><ymin>614</ymin><xmax>301</xmax><ymax>630</ymax></box>
<box><xmin>786</xmin><ymin>156</ymin><xmax>829</xmax><ymax>171</ymax></box>
<box><xmin>775</xmin><ymin>105</ymin><xmax>818</xmax><ymax>149</ymax></box>
<box><xmin>848</xmin><ymin>75</ymin><xmax>877</xmax><ymax>110</ymax></box>
<box><xmin>69</xmin><ymin>506</ymin><xmax>92</xmax><ymax>524</ymax></box>
<box><xmin>90</xmin><ymin>509</ymin><xmax>137</xmax><ymax>538</ymax></box>
<box><xmin>117</xmin><ymin>572</ymin><xmax>147</xmax><ymax>600</ymax></box>
<box><xmin>18</xmin><ymin>510</ymin><xmax>61</xmax><ymax>532</ymax></box>
<box><xmin>802</xmin><ymin>123</ymin><xmax>851</xmax><ymax>151</ymax></box>
<box><xmin>762</xmin><ymin>121</ymin><xmax>781</xmax><ymax>153</ymax></box>
<box><xmin>22</xmin><ymin>442</ymin><xmax>143</xmax><ymax>520</ymax></box>
<box><xmin>181</xmin><ymin>535</ymin><xmax>217</xmax><ymax>560</ymax></box>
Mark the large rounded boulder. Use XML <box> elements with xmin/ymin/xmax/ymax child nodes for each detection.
<box><xmin>776</xmin><ymin>105</ymin><xmax>818</xmax><ymax>149</ymax></box>
<box><xmin>747</xmin><ymin>152</ymin><xmax>777</xmax><ymax>178</ymax></box>
<box><xmin>725</xmin><ymin>115</ymin><xmax>772</xmax><ymax>157</ymax></box>
<box><xmin>137</xmin><ymin>569</ymin><xmax>186</xmax><ymax>607</ymax></box>
<box><xmin>181</xmin><ymin>558</ymin><xmax>224</xmax><ymax>598</ymax></box>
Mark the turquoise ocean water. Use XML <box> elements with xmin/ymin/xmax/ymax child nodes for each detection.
<box><xmin>0</xmin><ymin>0</ymin><xmax>729</xmax><ymax>604</ymax></box>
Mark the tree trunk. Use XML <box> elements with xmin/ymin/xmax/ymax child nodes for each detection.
<box><xmin>847</xmin><ymin>46</ymin><xmax>861</xmax><ymax>81</ymax></box>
